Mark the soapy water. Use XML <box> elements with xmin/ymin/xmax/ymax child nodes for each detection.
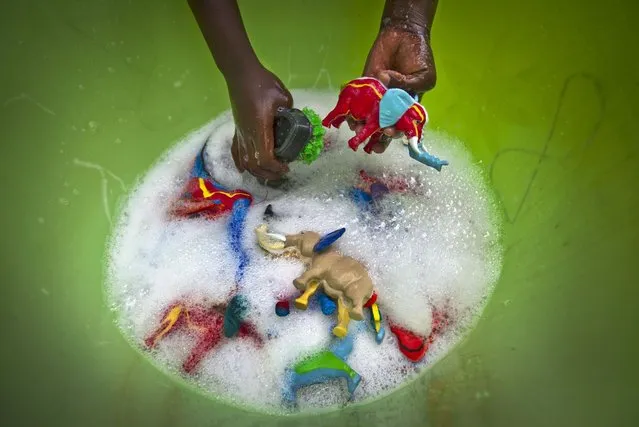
<box><xmin>106</xmin><ymin>90</ymin><xmax>503</xmax><ymax>413</ymax></box>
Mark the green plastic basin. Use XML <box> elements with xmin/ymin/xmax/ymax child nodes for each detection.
<box><xmin>1</xmin><ymin>0</ymin><xmax>637</xmax><ymax>426</ymax></box>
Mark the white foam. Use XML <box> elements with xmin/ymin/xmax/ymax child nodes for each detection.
<box><xmin>106</xmin><ymin>90</ymin><xmax>503</xmax><ymax>413</ymax></box>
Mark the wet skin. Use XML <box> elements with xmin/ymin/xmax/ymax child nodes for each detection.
<box><xmin>187</xmin><ymin>0</ymin><xmax>438</xmax><ymax>182</ymax></box>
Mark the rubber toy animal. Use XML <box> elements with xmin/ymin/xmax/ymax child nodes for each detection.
<box><xmin>282</xmin><ymin>324</ymin><xmax>361</xmax><ymax>407</ymax></box>
<box><xmin>144</xmin><ymin>299</ymin><xmax>262</xmax><ymax>373</ymax></box>
<box><xmin>322</xmin><ymin>77</ymin><xmax>448</xmax><ymax>171</ymax></box>
<box><xmin>255</xmin><ymin>224</ymin><xmax>374</xmax><ymax>338</ymax></box>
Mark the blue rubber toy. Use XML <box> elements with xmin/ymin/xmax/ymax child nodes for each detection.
<box><xmin>317</xmin><ymin>292</ymin><xmax>337</xmax><ymax>315</ymax></box>
<box><xmin>275</xmin><ymin>301</ymin><xmax>290</xmax><ymax>317</ymax></box>
<box><xmin>313</xmin><ymin>228</ymin><xmax>346</xmax><ymax>253</ymax></box>
<box><xmin>282</xmin><ymin>325</ymin><xmax>363</xmax><ymax>407</ymax></box>
<box><xmin>408</xmin><ymin>144</ymin><xmax>449</xmax><ymax>171</ymax></box>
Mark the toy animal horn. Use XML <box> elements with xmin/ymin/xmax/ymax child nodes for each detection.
<box><xmin>313</xmin><ymin>228</ymin><xmax>346</xmax><ymax>253</ymax></box>
<box><xmin>266</xmin><ymin>232</ymin><xmax>286</xmax><ymax>242</ymax></box>
<box><xmin>255</xmin><ymin>224</ymin><xmax>286</xmax><ymax>254</ymax></box>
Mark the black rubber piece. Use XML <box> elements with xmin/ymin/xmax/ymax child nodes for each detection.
<box><xmin>273</xmin><ymin>108</ymin><xmax>313</xmax><ymax>163</ymax></box>
<box><xmin>263</xmin><ymin>204</ymin><xmax>275</xmax><ymax>220</ymax></box>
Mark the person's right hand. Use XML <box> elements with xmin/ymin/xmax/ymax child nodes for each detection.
<box><xmin>227</xmin><ymin>66</ymin><xmax>293</xmax><ymax>185</ymax></box>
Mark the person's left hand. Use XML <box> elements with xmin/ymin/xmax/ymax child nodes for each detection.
<box><xmin>361</xmin><ymin>26</ymin><xmax>436</xmax><ymax>153</ymax></box>
<box><xmin>344</xmin><ymin>118</ymin><xmax>392</xmax><ymax>154</ymax></box>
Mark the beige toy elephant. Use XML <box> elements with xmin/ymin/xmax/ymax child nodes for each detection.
<box><xmin>255</xmin><ymin>224</ymin><xmax>374</xmax><ymax>338</ymax></box>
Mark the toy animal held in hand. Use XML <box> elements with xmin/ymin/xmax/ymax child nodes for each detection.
<box><xmin>255</xmin><ymin>224</ymin><xmax>374</xmax><ymax>338</ymax></box>
<box><xmin>322</xmin><ymin>77</ymin><xmax>448</xmax><ymax>171</ymax></box>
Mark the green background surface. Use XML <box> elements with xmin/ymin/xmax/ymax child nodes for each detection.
<box><xmin>1</xmin><ymin>0</ymin><xmax>638</xmax><ymax>426</ymax></box>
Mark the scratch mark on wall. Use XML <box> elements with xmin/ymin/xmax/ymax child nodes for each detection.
<box><xmin>73</xmin><ymin>158</ymin><xmax>127</xmax><ymax>226</ymax></box>
<box><xmin>488</xmin><ymin>73</ymin><xmax>605</xmax><ymax>224</ymax></box>
<box><xmin>4</xmin><ymin>93</ymin><xmax>56</xmax><ymax>116</ymax></box>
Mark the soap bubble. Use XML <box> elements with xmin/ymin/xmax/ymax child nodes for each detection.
<box><xmin>106</xmin><ymin>90</ymin><xmax>503</xmax><ymax>413</ymax></box>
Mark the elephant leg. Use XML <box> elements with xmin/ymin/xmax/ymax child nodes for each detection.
<box><xmin>333</xmin><ymin>298</ymin><xmax>351</xmax><ymax>338</ymax></box>
<box><xmin>293</xmin><ymin>267</ymin><xmax>325</xmax><ymax>309</ymax></box>
<box><xmin>294</xmin><ymin>280</ymin><xmax>320</xmax><ymax>310</ymax></box>
<box><xmin>293</xmin><ymin>267</ymin><xmax>325</xmax><ymax>290</ymax></box>
<box><xmin>182</xmin><ymin>330</ymin><xmax>221</xmax><ymax>374</ymax></box>
<box><xmin>322</xmin><ymin>91</ymin><xmax>352</xmax><ymax>128</ymax></box>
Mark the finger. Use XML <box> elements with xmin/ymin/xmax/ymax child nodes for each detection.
<box><xmin>382</xmin><ymin>69</ymin><xmax>434</xmax><ymax>97</ymax></box>
<box><xmin>242</xmin><ymin>135</ymin><xmax>288</xmax><ymax>182</ymax></box>
<box><xmin>258</xmin><ymin>154</ymin><xmax>289</xmax><ymax>177</ymax></box>
<box><xmin>249</xmin><ymin>132</ymin><xmax>290</xmax><ymax>182</ymax></box>
<box><xmin>255</xmin><ymin>99</ymin><xmax>292</xmax><ymax>176</ymax></box>
<box><xmin>256</xmin><ymin>175</ymin><xmax>287</xmax><ymax>188</ymax></box>
<box><xmin>383</xmin><ymin>69</ymin><xmax>409</xmax><ymax>89</ymax></box>
<box><xmin>362</xmin><ymin>39</ymin><xmax>393</xmax><ymax>79</ymax></box>
<box><xmin>370</xmin><ymin>142</ymin><xmax>387</xmax><ymax>153</ymax></box>
<box><xmin>255</xmin><ymin>126</ymin><xmax>290</xmax><ymax>176</ymax></box>
<box><xmin>379</xmin><ymin>69</ymin><xmax>418</xmax><ymax>94</ymax></box>
<box><xmin>405</xmin><ymin>38</ymin><xmax>436</xmax><ymax>94</ymax></box>
<box><xmin>375</xmin><ymin>70</ymin><xmax>393</xmax><ymax>87</ymax></box>
<box><xmin>247</xmin><ymin>161</ymin><xmax>290</xmax><ymax>183</ymax></box>
<box><xmin>371</xmin><ymin>135</ymin><xmax>392</xmax><ymax>154</ymax></box>
<box><xmin>402</xmin><ymin>68</ymin><xmax>436</xmax><ymax>95</ymax></box>
<box><xmin>346</xmin><ymin>117</ymin><xmax>365</xmax><ymax>133</ymax></box>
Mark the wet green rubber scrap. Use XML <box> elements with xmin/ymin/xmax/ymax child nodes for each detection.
<box><xmin>294</xmin><ymin>351</ymin><xmax>357</xmax><ymax>379</ymax></box>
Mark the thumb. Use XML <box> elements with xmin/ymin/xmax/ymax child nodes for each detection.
<box><xmin>379</xmin><ymin>69</ymin><xmax>434</xmax><ymax>97</ymax></box>
<box><xmin>378</xmin><ymin>70</ymin><xmax>409</xmax><ymax>89</ymax></box>
<box><xmin>373</xmin><ymin>70</ymin><xmax>393</xmax><ymax>87</ymax></box>
<box><xmin>402</xmin><ymin>69</ymin><xmax>436</xmax><ymax>95</ymax></box>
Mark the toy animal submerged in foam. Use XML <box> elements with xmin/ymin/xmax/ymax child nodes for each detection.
<box><xmin>322</xmin><ymin>77</ymin><xmax>448</xmax><ymax>171</ymax></box>
<box><xmin>256</xmin><ymin>224</ymin><xmax>374</xmax><ymax>338</ymax></box>
<box><xmin>144</xmin><ymin>295</ymin><xmax>262</xmax><ymax>374</ymax></box>
<box><xmin>282</xmin><ymin>323</ymin><xmax>363</xmax><ymax>407</ymax></box>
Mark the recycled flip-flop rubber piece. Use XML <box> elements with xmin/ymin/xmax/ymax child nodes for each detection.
<box><xmin>144</xmin><ymin>301</ymin><xmax>262</xmax><ymax>373</ymax></box>
<box><xmin>407</xmin><ymin>144</ymin><xmax>449</xmax><ymax>171</ymax></box>
<box><xmin>368</xmin><ymin>303</ymin><xmax>385</xmax><ymax>344</ymax></box>
<box><xmin>313</xmin><ymin>228</ymin><xmax>346</xmax><ymax>253</ymax></box>
<box><xmin>389</xmin><ymin>309</ymin><xmax>451</xmax><ymax>362</ymax></box>
<box><xmin>223</xmin><ymin>295</ymin><xmax>249</xmax><ymax>338</ymax></box>
<box><xmin>369</xmin><ymin>183</ymin><xmax>390</xmax><ymax>200</ymax></box>
<box><xmin>282</xmin><ymin>327</ymin><xmax>361</xmax><ymax>406</ymax></box>
<box><xmin>275</xmin><ymin>300</ymin><xmax>290</xmax><ymax>317</ymax></box>
<box><xmin>174</xmin><ymin>145</ymin><xmax>254</xmax><ymax>286</ymax></box>
<box><xmin>317</xmin><ymin>292</ymin><xmax>337</xmax><ymax>315</ymax></box>
<box><xmin>155</xmin><ymin>145</ymin><xmax>258</xmax><ymax>372</ymax></box>
<box><xmin>350</xmin><ymin>188</ymin><xmax>373</xmax><ymax>210</ymax></box>
<box><xmin>363</xmin><ymin>292</ymin><xmax>378</xmax><ymax>308</ymax></box>
<box><xmin>172</xmin><ymin>144</ymin><xmax>253</xmax><ymax>219</ymax></box>
<box><xmin>389</xmin><ymin>324</ymin><xmax>428</xmax><ymax>362</ymax></box>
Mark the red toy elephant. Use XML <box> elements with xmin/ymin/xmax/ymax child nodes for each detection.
<box><xmin>322</xmin><ymin>77</ymin><xmax>428</xmax><ymax>153</ymax></box>
<box><xmin>322</xmin><ymin>77</ymin><xmax>448</xmax><ymax>171</ymax></box>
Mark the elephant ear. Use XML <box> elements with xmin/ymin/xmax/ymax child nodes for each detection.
<box><xmin>313</xmin><ymin>228</ymin><xmax>346</xmax><ymax>253</ymax></box>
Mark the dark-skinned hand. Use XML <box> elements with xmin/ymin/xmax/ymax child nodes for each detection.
<box><xmin>227</xmin><ymin>66</ymin><xmax>292</xmax><ymax>185</ymax></box>
<box><xmin>358</xmin><ymin>26</ymin><xmax>436</xmax><ymax>153</ymax></box>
